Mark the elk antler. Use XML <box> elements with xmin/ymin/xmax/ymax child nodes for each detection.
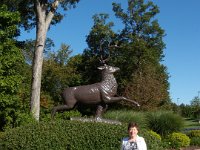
<box><xmin>99</xmin><ymin>40</ymin><xmax>110</xmax><ymax>65</ymax></box>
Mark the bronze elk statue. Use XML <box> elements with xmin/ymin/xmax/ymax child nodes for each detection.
<box><xmin>51</xmin><ymin>64</ymin><xmax>140</xmax><ymax>119</ymax></box>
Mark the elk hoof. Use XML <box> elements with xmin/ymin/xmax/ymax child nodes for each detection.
<box><xmin>95</xmin><ymin>117</ymin><xmax>102</xmax><ymax>121</ymax></box>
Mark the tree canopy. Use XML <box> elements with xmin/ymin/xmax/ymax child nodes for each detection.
<box><xmin>1</xmin><ymin>0</ymin><xmax>80</xmax><ymax>120</ymax></box>
<box><xmin>0</xmin><ymin>5</ymin><xmax>26</xmax><ymax>130</ymax></box>
<box><xmin>0</xmin><ymin>0</ymin><xmax>80</xmax><ymax>31</ymax></box>
<box><xmin>81</xmin><ymin>0</ymin><xmax>170</xmax><ymax>110</ymax></box>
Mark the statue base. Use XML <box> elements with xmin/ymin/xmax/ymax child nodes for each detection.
<box><xmin>70</xmin><ymin>117</ymin><xmax>122</xmax><ymax>125</ymax></box>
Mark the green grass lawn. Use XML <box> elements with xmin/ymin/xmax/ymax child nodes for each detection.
<box><xmin>183</xmin><ymin>118</ymin><xmax>200</xmax><ymax>130</ymax></box>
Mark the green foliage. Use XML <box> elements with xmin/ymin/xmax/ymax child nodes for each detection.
<box><xmin>142</xmin><ymin>129</ymin><xmax>164</xmax><ymax>150</ymax></box>
<box><xmin>42</xmin><ymin>46</ymin><xmax>83</xmax><ymax>105</ymax></box>
<box><xmin>179</xmin><ymin>104</ymin><xmax>194</xmax><ymax>118</ymax></box>
<box><xmin>0</xmin><ymin>120</ymin><xmax>164</xmax><ymax>150</ymax></box>
<box><xmin>0</xmin><ymin>0</ymin><xmax>80</xmax><ymax>31</ymax></box>
<box><xmin>187</xmin><ymin>127</ymin><xmax>200</xmax><ymax>146</ymax></box>
<box><xmin>55</xmin><ymin>110</ymin><xmax>82</xmax><ymax>120</ymax></box>
<box><xmin>0</xmin><ymin>5</ymin><xmax>28</xmax><ymax>131</ymax></box>
<box><xmin>81</xmin><ymin>0</ymin><xmax>170</xmax><ymax>110</ymax></box>
<box><xmin>112</xmin><ymin>0</ymin><xmax>169</xmax><ymax>99</ymax></box>
<box><xmin>190</xmin><ymin>137</ymin><xmax>200</xmax><ymax>146</ymax></box>
<box><xmin>190</xmin><ymin>96</ymin><xmax>200</xmax><ymax>119</ymax></box>
<box><xmin>167</xmin><ymin>132</ymin><xmax>190</xmax><ymax>149</ymax></box>
<box><xmin>146</xmin><ymin>111</ymin><xmax>184</xmax><ymax>136</ymax></box>
<box><xmin>148</xmin><ymin>130</ymin><xmax>161</xmax><ymax>141</ymax></box>
<box><xmin>187</xmin><ymin>130</ymin><xmax>200</xmax><ymax>138</ymax></box>
<box><xmin>0</xmin><ymin>132</ymin><xmax>4</xmax><ymax>139</ymax></box>
<box><xmin>103</xmin><ymin>109</ymin><xmax>147</xmax><ymax>128</ymax></box>
<box><xmin>185</xmin><ymin>129</ymin><xmax>200</xmax><ymax>146</ymax></box>
<box><xmin>80</xmin><ymin>13</ymin><xmax>116</xmax><ymax>85</ymax></box>
<box><xmin>0</xmin><ymin>120</ymin><xmax>125</xmax><ymax>150</ymax></box>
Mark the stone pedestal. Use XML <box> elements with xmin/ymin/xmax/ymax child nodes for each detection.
<box><xmin>70</xmin><ymin>117</ymin><xmax>122</xmax><ymax>125</ymax></box>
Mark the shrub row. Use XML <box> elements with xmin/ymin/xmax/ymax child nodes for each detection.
<box><xmin>187</xmin><ymin>130</ymin><xmax>200</xmax><ymax>146</ymax></box>
<box><xmin>104</xmin><ymin>110</ymin><xmax>184</xmax><ymax>136</ymax></box>
<box><xmin>0</xmin><ymin>120</ymin><xmax>163</xmax><ymax>150</ymax></box>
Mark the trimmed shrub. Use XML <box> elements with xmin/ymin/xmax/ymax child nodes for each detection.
<box><xmin>146</xmin><ymin>111</ymin><xmax>184</xmax><ymax>136</ymax></box>
<box><xmin>0</xmin><ymin>120</ymin><xmax>125</xmax><ymax>150</ymax></box>
<box><xmin>167</xmin><ymin>132</ymin><xmax>190</xmax><ymax>149</ymax></box>
<box><xmin>0</xmin><ymin>120</ymin><xmax>164</xmax><ymax>150</ymax></box>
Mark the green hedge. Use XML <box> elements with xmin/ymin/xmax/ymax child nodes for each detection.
<box><xmin>0</xmin><ymin>120</ymin><xmax>163</xmax><ymax>150</ymax></box>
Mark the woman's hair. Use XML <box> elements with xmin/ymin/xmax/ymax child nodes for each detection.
<box><xmin>128</xmin><ymin>122</ymin><xmax>139</xmax><ymax>131</ymax></box>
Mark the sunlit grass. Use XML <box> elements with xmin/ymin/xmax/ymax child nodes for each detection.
<box><xmin>103</xmin><ymin>109</ymin><xmax>147</xmax><ymax>128</ymax></box>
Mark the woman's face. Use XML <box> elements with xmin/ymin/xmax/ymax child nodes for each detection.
<box><xmin>128</xmin><ymin>127</ymin><xmax>138</xmax><ymax>139</ymax></box>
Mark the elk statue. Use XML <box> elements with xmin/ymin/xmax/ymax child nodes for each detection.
<box><xmin>51</xmin><ymin>64</ymin><xmax>140</xmax><ymax>119</ymax></box>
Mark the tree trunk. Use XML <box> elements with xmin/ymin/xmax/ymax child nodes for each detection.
<box><xmin>30</xmin><ymin>25</ymin><xmax>46</xmax><ymax>120</ymax></box>
<box><xmin>30</xmin><ymin>0</ymin><xmax>59</xmax><ymax>120</ymax></box>
<box><xmin>30</xmin><ymin>2</ymin><xmax>46</xmax><ymax>121</ymax></box>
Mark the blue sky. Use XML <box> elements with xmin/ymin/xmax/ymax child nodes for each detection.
<box><xmin>19</xmin><ymin>0</ymin><xmax>200</xmax><ymax>105</ymax></box>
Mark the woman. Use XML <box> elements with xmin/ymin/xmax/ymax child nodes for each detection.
<box><xmin>121</xmin><ymin>122</ymin><xmax>147</xmax><ymax>150</ymax></box>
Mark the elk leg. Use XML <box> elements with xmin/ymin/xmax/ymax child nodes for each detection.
<box><xmin>95</xmin><ymin>105</ymin><xmax>103</xmax><ymax>119</ymax></box>
<box><xmin>51</xmin><ymin>105</ymin><xmax>74</xmax><ymax>119</ymax></box>
<box><xmin>95</xmin><ymin>104</ymin><xmax>108</xmax><ymax>119</ymax></box>
<box><xmin>102</xmin><ymin>95</ymin><xmax>125</xmax><ymax>103</ymax></box>
<box><xmin>102</xmin><ymin>104</ymin><xmax>108</xmax><ymax>113</ymax></box>
<box><xmin>102</xmin><ymin>94</ymin><xmax>140</xmax><ymax>106</ymax></box>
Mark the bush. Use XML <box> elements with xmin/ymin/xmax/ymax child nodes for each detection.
<box><xmin>167</xmin><ymin>132</ymin><xmax>190</xmax><ymax>149</ymax></box>
<box><xmin>190</xmin><ymin>137</ymin><xmax>200</xmax><ymax>146</ymax></box>
<box><xmin>187</xmin><ymin>130</ymin><xmax>200</xmax><ymax>138</ymax></box>
<box><xmin>146</xmin><ymin>111</ymin><xmax>184</xmax><ymax>136</ymax></box>
<box><xmin>142</xmin><ymin>130</ymin><xmax>164</xmax><ymax>150</ymax></box>
<box><xmin>0</xmin><ymin>120</ymin><xmax>125</xmax><ymax>150</ymax></box>
<box><xmin>148</xmin><ymin>130</ymin><xmax>161</xmax><ymax>141</ymax></box>
<box><xmin>0</xmin><ymin>120</ymin><xmax>164</xmax><ymax>150</ymax></box>
<box><xmin>187</xmin><ymin>130</ymin><xmax>200</xmax><ymax>146</ymax></box>
<box><xmin>55</xmin><ymin>110</ymin><xmax>82</xmax><ymax>120</ymax></box>
<box><xmin>0</xmin><ymin>132</ymin><xmax>4</xmax><ymax>139</ymax></box>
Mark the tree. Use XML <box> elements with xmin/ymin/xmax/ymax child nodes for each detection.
<box><xmin>0</xmin><ymin>5</ymin><xmax>25</xmax><ymax>130</ymax></box>
<box><xmin>179</xmin><ymin>103</ymin><xmax>193</xmax><ymax>118</ymax></box>
<box><xmin>190</xmin><ymin>96</ymin><xmax>200</xmax><ymax>119</ymax></box>
<box><xmin>111</xmin><ymin>0</ymin><xmax>170</xmax><ymax>109</ymax></box>
<box><xmin>80</xmin><ymin>1</ymin><xmax>170</xmax><ymax>110</ymax></box>
<box><xmin>81</xmin><ymin>13</ymin><xmax>116</xmax><ymax>84</ymax></box>
<box><xmin>41</xmin><ymin>44</ymin><xmax>83</xmax><ymax>107</ymax></box>
<box><xmin>1</xmin><ymin>0</ymin><xmax>80</xmax><ymax>120</ymax></box>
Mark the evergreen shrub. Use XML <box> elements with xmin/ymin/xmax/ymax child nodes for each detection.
<box><xmin>0</xmin><ymin>120</ymin><xmax>163</xmax><ymax>150</ymax></box>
